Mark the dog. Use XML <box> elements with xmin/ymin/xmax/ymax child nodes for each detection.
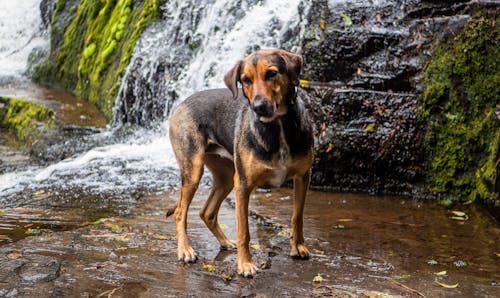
<box><xmin>167</xmin><ymin>49</ymin><xmax>314</xmax><ymax>277</ymax></box>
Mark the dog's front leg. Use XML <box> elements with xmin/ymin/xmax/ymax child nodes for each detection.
<box><xmin>234</xmin><ymin>171</ymin><xmax>258</xmax><ymax>277</ymax></box>
<box><xmin>290</xmin><ymin>170</ymin><xmax>311</xmax><ymax>259</ymax></box>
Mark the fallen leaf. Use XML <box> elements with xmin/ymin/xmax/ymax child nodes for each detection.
<box><xmin>250</xmin><ymin>244</ymin><xmax>263</xmax><ymax>250</ymax></box>
<box><xmin>495</xmin><ymin>253</ymin><xmax>500</xmax><ymax>257</ymax></box>
<box><xmin>450</xmin><ymin>211</ymin><xmax>468</xmax><ymax>221</ymax></box>
<box><xmin>337</xmin><ymin>218</ymin><xmax>353</xmax><ymax>222</ymax></box>
<box><xmin>23</xmin><ymin>223</ymin><xmax>34</xmax><ymax>228</ymax></box>
<box><xmin>104</xmin><ymin>222</ymin><xmax>120</xmax><ymax>230</ymax></box>
<box><xmin>416</xmin><ymin>43</ymin><xmax>422</xmax><ymax>49</ymax></box>
<box><xmin>364</xmin><ymin>123</ymin><xmax>376</xmax><ymax>131</ymax></box>
<box><xmin>33</xmin><ymin>190</ymin><xmax>49</xmax><ymax>197</ymax></box>
<box><xmin>279</xmin><ymin>228</ymin><xmax>289</xmax><ymax>236</ymax></box>
<box><xmin>376</xmin><ymin>13</ymin><xmax>382</xmax><ymax>22</ymax></box>
<box><xmin>93</xmin><ymin>218</ymin><xmax>111</xmax><ymax>225</ymax></box>
<box><xmin>24</xmin><ymin>228</ymin><xmax>34</xmax><ymax>235</ymax></box>
<box><xmin>319</xmin><ymin>19</ymin><xmax>325</xmax><ymax>30</ymax></box>
<box><xmin>357</xmin><ymin>67</ymin><xmax>362</xmax><ymax>76</ymax></box>
<box><xmin>340</xmin><ymin>12</ymin><xmax>353</xmax><ymax>26</ymax></box>
<box><xmin>313</xmin><ymin>273</ymin><xmax>323</xmax><ymax>283</ymax></box>
<box><xmin>363</xmin><ymin>291</ymin><xmax>393</xmax><ymax>298</ymax></box>
<box><xmin>7</xmin><ymin>252</ymin><xmax>22</xmax><ymax>259</ymax></box>
<box><xmin>221</xmin><ymin>272</ymin><xmax>232</xmax><ymax>281</ymax></box>
<box><xmin>203</xmin><ymin>263</ymin><xmax>216</xmax><ymax>272</ymax></box>
<box><xmin>114</xmin><ymin>234</ymin><xmax>130</xmax><ymax>242</ymax></box>
<box><xmin>435</xmin><ymin>279</ymin><xmax>459</xmax><ymax>289</ymax></box>
<box><xmin>325</xmin><ymin>143</ymin><xmax>334</xmax><ymax>153</ymax></box>
<box><xmin>152</xmin><ymin>235</ymin><xmax>171</xmax><ymax>240</ymax></box>
<box><xmin>219</xmin><ymin>223</ymin><xmax>228</xmax><ymax>229</ymax></box>
<box><xmin>434</xmin><ymin>271</ymin><xmax>447</xmax><ymax>276</ymax></box>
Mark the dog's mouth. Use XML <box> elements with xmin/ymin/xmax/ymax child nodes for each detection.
<box><xmin>257</xmin><ymin>103</ymin><xmax>287</xmax><ymax>123</ymax></box>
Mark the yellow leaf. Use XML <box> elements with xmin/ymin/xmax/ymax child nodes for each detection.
<box><xmin>33</xmin><ymin>190</ymin><xmax>49</xmax><ymax>197</ymax></box>
<box><xmin>319</xmin><ymin>19</ymin><xmax>325</xmax><ymax>30</ymax></box>
<box><xmin>435</xmin><ymin>279</ymin><xmax>458</xmax><ymax>289</ymax></box>
<box><xmin>203</xmin><ymin>263</ymin><xmax>216</xmax><ymax>272</ymax></box>
<box><xmin>250</xmin><ymin>244</ymin><xmax>262</xmax><ymax>250</ymax></box>
<box><xmin>278</xmin><ymin>228</ymin><xmax>289</xmax><ymax>236</ymax></box>
<box><xmin>104</xmin><ymin>222</ymin><xmax>120</xmax><ymax>230</ymax></box>
<box><xmin>363</xmin><ymin>291</ymin><xmax>393</xmax><ymax>298</ymax></box>
<box><xmin>93</xmin><ymin>218</ymin><xmax>111</xmax><ymax>224</ymax></box>
<box><xmin>221</xmin><ymin>272</ymin><xmax>232</xmax><ymax>281</ymax></box>
<box><xmin>152</xmin><ymin>235</ymin><xmax>171</xmax><ymax>240</ymax></box>
<box><xmin>114</xmin><ymin>234</ymin><xmax>130</xmax><ymax>242</ymax></box>
<box><xmin>434</xmin><ymin>271</ymin><xmax>447</xmax><ymax>276</ymax></box>
<box><xmin>450</xmin><ymin>211</ymin><xmax>468</xmax><ymax>221</ymax></box>
<box><xmin>219</xmin><ymin>223</ymin><xmax>228</xmax><ymax>229</ymax></box>
<box><xmin>451</xmin><ymin>211</ymin><xmax>466</xmax><ymax>217</ymax></box>
<box><xmin>364</xmin><ymin>123</ymin><xmax>376</xmax><ymax>131</ymax></box>
<box><xmin>325</xmin><ymin>143</ymin><xmax>334</xmax><ymax>153</ymax></box>
<box><xmin>313</xmin><ymin>274</ymin><xmax>323</xmax><ymax>283</ymax></box>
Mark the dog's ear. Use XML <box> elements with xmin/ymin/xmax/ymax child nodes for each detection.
<box><xmin>279</xmin><ymin>50</ymin><xmax>302</xmax><ymax>86</ymax></box>
<box><xmin>224</xmin><ymin>60</ymin><xmax>242</xmax><ymax>100</ymax></box>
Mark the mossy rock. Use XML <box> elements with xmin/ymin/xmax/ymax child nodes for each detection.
<box><xmin>34</xmin><ymin>0</ymin><xmax>161</xmax><ymax>120</ymax></box>
<box><xmin>0</xmin><ymin>97</ymin><xmax>55</xmax><ymax>147</ymax></box>
<box><xmin>420</xmin><ymin>13</ymin><xmax>499</xmax><ymax>203</ymax></box>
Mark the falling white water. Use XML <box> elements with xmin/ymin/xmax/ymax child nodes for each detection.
<box><xmin>0</xmin><ymin>0</ymin><xmax>48</xmax><ymax>80</ymax></box>
<box><xmin>0</xmin><ymin>0</ymin><xmax>309</xmax><ymax>199</ymax></box>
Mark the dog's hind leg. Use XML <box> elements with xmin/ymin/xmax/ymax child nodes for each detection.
<box><xmin>200</xmin><ymin>154</ymin><xmax>236</xmax><ymax>250</ymax></box>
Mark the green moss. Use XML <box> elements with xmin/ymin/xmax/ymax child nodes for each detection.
<box><xmin>420</xmin><ymin>14</ymin><xmax>499</xmax><ymax>202</ymax></box>
<box><xmin>34</xmin><ymin>0</ymin><xmax>161</xmax><ymax>120</ymax></box>
<box><xmin>0</xmin><ymin>97</ymin><xmax>54</xmax><ymax>147</ymax></box>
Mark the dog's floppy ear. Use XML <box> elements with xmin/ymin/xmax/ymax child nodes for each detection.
<box><xmin>279</xmin><ymin>50</ymin><xmax>302</xmax><ymax>86</ymax></box>
<box><xmin>224</xmin><ymin>60</ymin><xmax>242</xmax><ymax>100</ymax></box>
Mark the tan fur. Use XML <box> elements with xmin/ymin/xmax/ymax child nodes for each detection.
<box><xmin>168</xmin><ymin>49</ymin><xmax>313</xmax><ymax>277</ymax></box>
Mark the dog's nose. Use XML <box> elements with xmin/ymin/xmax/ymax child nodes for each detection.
<box><xmin>252</xmin><ymin>97</ymin><xmax>274</xmax><ymax>118</ymax></box>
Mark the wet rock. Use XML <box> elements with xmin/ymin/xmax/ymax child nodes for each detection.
<box><xmin>301</xmin><ymin>87</ymin><xmax>424</xmax><ymax>194</ymax></box>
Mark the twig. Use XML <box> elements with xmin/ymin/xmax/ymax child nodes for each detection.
<box><xmin>389</xmin><ymin>279</ymin><xmax>427</xmax><ymax>297</ymax></box>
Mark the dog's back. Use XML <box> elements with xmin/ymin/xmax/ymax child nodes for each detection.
<box><xmin>169</xmin><ymin>88</ymin><xmax>246</xmax><ymax>160</ymax></box>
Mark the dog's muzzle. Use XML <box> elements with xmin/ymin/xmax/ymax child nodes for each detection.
<box><xmin>252</xmin><ymin>97</ymin><xmax>275</xmax><ymax>118</ymax></box>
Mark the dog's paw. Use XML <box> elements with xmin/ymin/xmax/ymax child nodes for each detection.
<box><xmin>220</xmin><ymin>239</ymin><xmax>237</xmax><ymax>250</ymax></box>
<box><xmin>290</xmin><ymin>243</ymin><xmax>310</xmax><ymax>260</ymax></box>
<box><xmin>178</xmin><ymin>246</ymin><xmax>198</xmax><ymax>263</ymax></box>
<box><xmin>237</xmin><ymin>261</ymin><xmax>258</xmax><ymax>278</ymax></box>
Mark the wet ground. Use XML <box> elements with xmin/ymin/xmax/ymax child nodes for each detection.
<box><xmin>0</xmin><ymin>187</ymin><xmax>498</xmax><ymax>297</ymax></box>
<box><xmin>0</xmin><ymin>82</ymin><xmax>499</xmax><ymax>297</ymax></box>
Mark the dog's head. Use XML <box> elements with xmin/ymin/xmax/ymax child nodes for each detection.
<box><xmin>224</xmin><ymin>49</ymin><xmax>302</xmax><ymax>123</ymax></box>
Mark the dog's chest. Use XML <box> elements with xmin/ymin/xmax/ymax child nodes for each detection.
<box><xmin>265</xmin><ymin>125</ymin><xmax>292</xmax><ymax>187</ymax></box>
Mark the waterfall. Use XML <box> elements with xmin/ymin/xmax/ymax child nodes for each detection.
<box><xmin>0</xmin><ymin>0</ymin><xmax>48</xmax><ymax>82</ymax></box>
<box><xmin>0</xmin><ymin>0</ymin><xmax>309</xmax><ymax>198</ymax></box>
<box><xmin>112</xmin><ymin>0</ymin><xmax>308</xmax><ymax>126</ymax></box>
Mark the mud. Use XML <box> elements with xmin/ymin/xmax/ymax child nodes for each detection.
<box><xmin>0</xmin><ymin>187</ymin><xmax>498</xmax><ymax>297</ymax></box>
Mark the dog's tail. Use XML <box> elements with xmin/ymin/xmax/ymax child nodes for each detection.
<box><xmin>165</xmin><ymin>207</ymin><xmax>176</xmax><ymax>218</ymax></box>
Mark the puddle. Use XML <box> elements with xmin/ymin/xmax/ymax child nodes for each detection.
<box><xmin>0</xmin><ymin>188</ymin><xmax>498</xmax><ymax>297</ymax></box>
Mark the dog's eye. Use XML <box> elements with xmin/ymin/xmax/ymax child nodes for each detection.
<box><xmin>241</xmin><ymin>76</ymin><xmax>252</xmax><ymax>85</ymax></box>
<box><xmin>265</xmin><ymin>70</ymin><xmax>278</xmax><ymax>80</ymax></box>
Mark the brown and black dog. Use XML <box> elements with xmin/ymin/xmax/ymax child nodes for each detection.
<box><xmin>167</xmin><ymin>49</ymin><xmax>313</xmax><ymax>277</ymax></box>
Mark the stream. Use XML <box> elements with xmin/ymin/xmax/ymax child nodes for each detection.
<box><xmin>0</xmin><ymin>0</ymin><xmax>499</xmax><ymax>297</ymax></box>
